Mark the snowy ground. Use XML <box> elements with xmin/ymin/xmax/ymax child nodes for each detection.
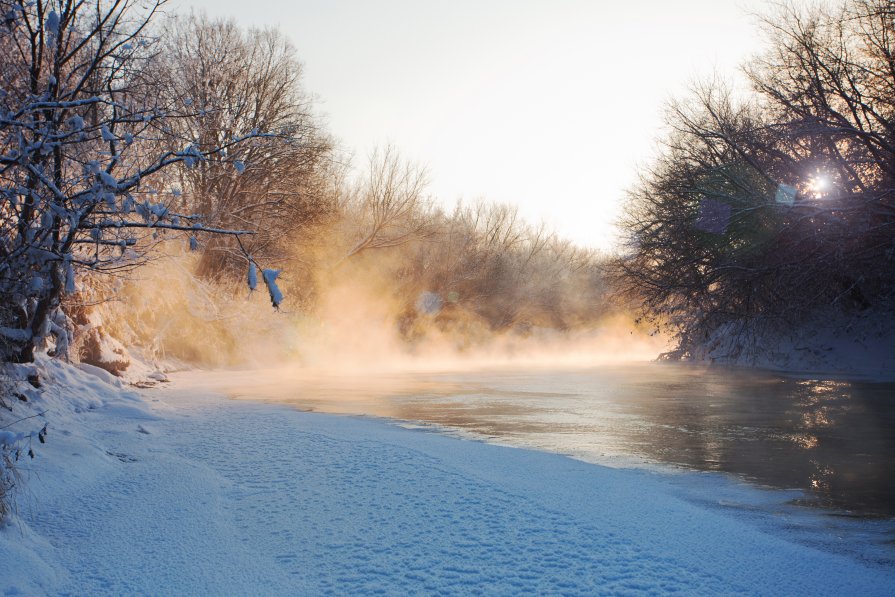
<box><xmin>2</xmin><ymin>359</ymin><xmax>894</xmax><ymax>595</ymax></box>
<box><xmin>690</xmin><ymin>308</ymin><xmax>895</xmax><ymax>378</ymax></box>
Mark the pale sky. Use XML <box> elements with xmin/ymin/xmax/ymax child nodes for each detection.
<box><xmin>180</xmin><ymin>0</ymin><xmax>785</xmax><ymax>251</ymax></box>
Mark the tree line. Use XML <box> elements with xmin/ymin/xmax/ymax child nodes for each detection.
<box><xmin>0</xmin><ymin>1</ymin><xmax>612</xmax><ymax>368</ymax></box>
<box><xmin>3</xmin><ymin>0</ymin><xmax>888</xmax><ymax>369</ymax></box>
<box><xmin>0</xmin><ymin>1</ymin><xmax>332</xmax><ymax>364</ymax></box>
<box><xmin>616</xmin><ymin>0</ymin><xmax>895</xmax><ymax>359</ymax></box>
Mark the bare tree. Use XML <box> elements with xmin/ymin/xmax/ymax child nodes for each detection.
<box><xmin>339</xmin><ymin>145</ymin><xmax>432</xmax><ymax>262</ymax></box>
<box><xmin>0</xmin><ymin>1</ymin><xmax>274</xmax><ymax>363</ymax></box>
<box><xmin>617</xmin><ymin>0</ymin><xmax>895</xmax><ymax>358</ymax></box>
<box><xmin>155</xmin><ymin>13</ymin><xmax>334</xmax><ymax>279</ymax></box>
<box><xmin>382</xmin><ymin>200</ymin><xmax>608</xmax><ymax>335</ymax></box>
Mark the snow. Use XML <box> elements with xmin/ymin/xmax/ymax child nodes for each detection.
<box><xmin>100</xmin><ymin>126</ymin><xmax>117</xmax><ymax>142</ymax></box>
<box><xmin>1</xmin><ymin>359</ymin><xmax>894</xmax><ymax>595</ymax></box>
<box><xmin>262</xmin><ymin>268</ymin><xmax>283</xmax><ymax>308</ymax></box>
<box><xmin>690</xmin><ymin>308</ymin><xmax>895</xmax><ymax>379</ymax></box>
<box><xmin>43</xmin><ymin>11</ymin><xmax>59</xmax><ymax>38</ymax></box>
<box><xmin>97</xmin><ymin>170</ymin><xmax>118</xmax><ymax>189</ymax></box>
<box><xmin>247</xmin><ymin>261</ymin><xmax>258</xmax><ymax>291</ymax></box>
<box><xmin>75</xmin><ymin>362</ymin><xmax>124</xmax><ymax>388</ymax></box>
<box><xmin>68</xmin><ymin>116</ymin><xmax>84</xmax><ymax>132</ymax></box>
<box><xmin>0</xmin><ymin>328</ymin><xmax>31</xmax><ymax>342</ymax></box>
<box><xmin>63</xmin><ymin>257</ymin><xmax>76</xmax><ymax>294</ymax></box>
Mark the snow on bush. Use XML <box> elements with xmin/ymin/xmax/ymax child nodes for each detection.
<box><xmin>0</xmin><ymin>0</ymin><xmax>281</xmax><ymax>365</ymax></box>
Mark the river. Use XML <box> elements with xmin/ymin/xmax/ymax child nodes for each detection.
<box><xmin>221</xmin><ymin>362</ymin><xmax>895</xmax><ymax>518</ymax></box>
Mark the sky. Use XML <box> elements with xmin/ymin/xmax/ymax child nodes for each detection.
<box><xmin>180</xmin><ymin>0</ymin><xmax>784</xmax><ymax>251</ymax></box>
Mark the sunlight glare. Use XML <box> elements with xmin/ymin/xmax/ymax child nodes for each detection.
<box><xmin>808</xmin><ymin>174</ymin><xmax>832</xmax><ymax>197</ymax></box>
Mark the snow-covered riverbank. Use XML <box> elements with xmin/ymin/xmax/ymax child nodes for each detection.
<box><xmin>685</xmin><ymin>309</ymin><xmax>895</xmax><ymax>380</ymax></box>
<box><xmin>2</xmin><ymin>360</ymin><xmax>894</xmax><ymax>595</ymax></box>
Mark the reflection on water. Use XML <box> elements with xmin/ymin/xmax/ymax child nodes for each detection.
<box><xmin>226</xmin><ymin>363</ymin><xmax>895</xmax><ymax>517</ymax></box>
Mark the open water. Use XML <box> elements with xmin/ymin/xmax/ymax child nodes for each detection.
<box><xmin>228</xmin><ymin>363</ymin><xmax>895</xmax><ymax>517</ymax></box>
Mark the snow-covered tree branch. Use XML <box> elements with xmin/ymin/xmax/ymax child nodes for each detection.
<box><xmin>0</xmin><ymin>0</ymin><xmax>277</xmax><ymax>363</ymax></box>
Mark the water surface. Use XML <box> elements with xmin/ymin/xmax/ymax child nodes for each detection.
<box><xmin>226</xmin><ymin>363</ymin><xmax>895</xmax><ymax>517</ymax></box>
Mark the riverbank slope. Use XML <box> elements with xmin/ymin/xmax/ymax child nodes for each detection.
<box><xmin>1</xmin><ymin>359</ymin><xmax>893</xmax><ymax>595</ymax></box>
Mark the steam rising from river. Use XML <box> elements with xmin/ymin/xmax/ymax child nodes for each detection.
<box><xmin>109</xmin><ymin>252</ymin><xmax>667</xmax><ymax>371</ymax></box>
<box><xmin>288</xmin><ymin>274</ymin><xmax>667</xmax><ymax>374</ymax></box>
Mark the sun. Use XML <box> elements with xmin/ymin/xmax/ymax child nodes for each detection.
<box><xmin>807</xmin><ymin>174</ymin><xmax>831</xmax><ymax>197</ymax></box>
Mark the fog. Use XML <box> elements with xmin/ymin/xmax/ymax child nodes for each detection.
<box><xmin>297</xmin><ymin>274</ymin><xmax>667</xmax><ymax>374</ymax></box>
<box><xmin>105</xmin><ymin>248</ymin><xmax>667</xmax><ymax>374</ymax></box>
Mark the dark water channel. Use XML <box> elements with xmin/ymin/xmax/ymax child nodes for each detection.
<box><xmin>229</xmin><ymin>363</ymin><xmax>895</xmax><ymax>518</ymax></box>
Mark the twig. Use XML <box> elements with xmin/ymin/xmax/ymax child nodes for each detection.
<box><xmin>0</xmin><ymin>410</ymin><xmax>49</xmax><ymax>430</ymax></box>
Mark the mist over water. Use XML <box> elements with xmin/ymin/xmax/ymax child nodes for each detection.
<box><xmin>121</xmin><ymin>256</ymin><xmax>894</xmax><ymax>518</ymax></box>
